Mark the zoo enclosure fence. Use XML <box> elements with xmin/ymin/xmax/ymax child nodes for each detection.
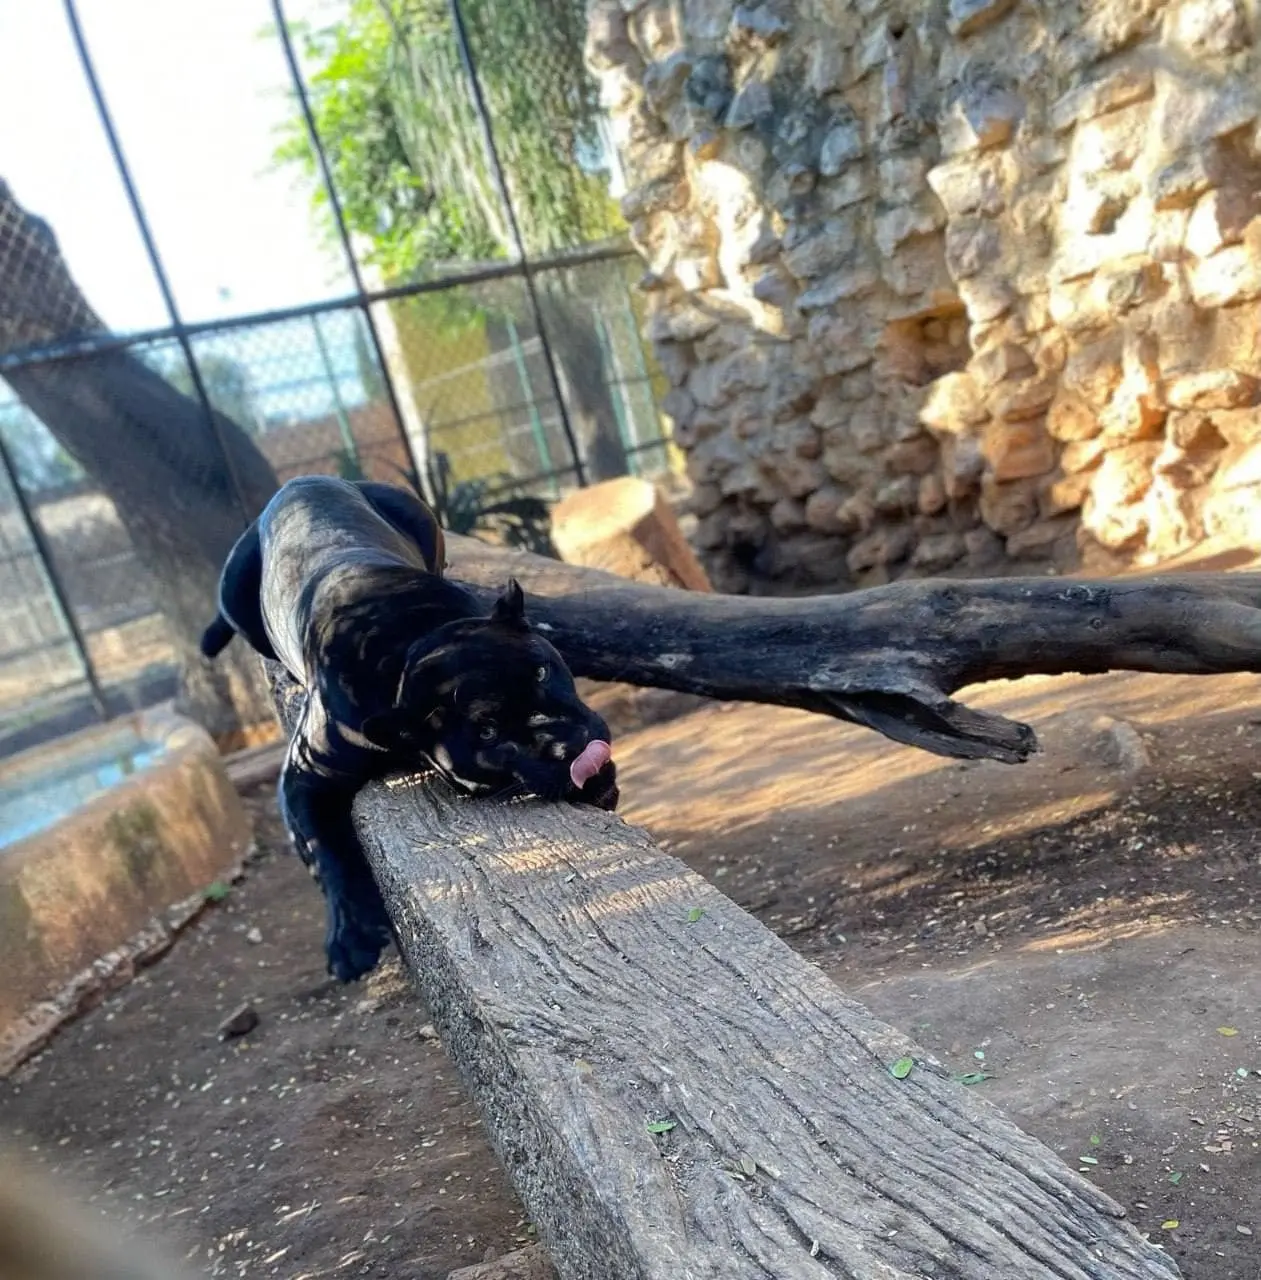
<box><xmin>0</xmin><ymin>0</ymin><xmax>675</xmax><ymax>758</ymax></box>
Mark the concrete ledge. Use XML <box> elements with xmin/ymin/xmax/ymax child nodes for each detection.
<box><xmin>0</xmin><ymin>707</ymin><xmax>252</xmax><ymax>1040</ymax></box>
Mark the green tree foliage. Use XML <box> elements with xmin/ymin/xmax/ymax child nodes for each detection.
<box><xmin>273</xmin><ymin>0</ymin><xmax>623</xmax><ymax>277</ymax></box>
<box><xmin>272</xmin><ymin>0</ymin><xmax>633</xmax><ymax>482</ymax></box>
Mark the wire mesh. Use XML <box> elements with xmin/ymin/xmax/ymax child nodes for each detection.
<box><xmin>0</xmin><ymin>181</ymin><xmax>102</xmax><ymax>357</ymax></box>
<box><xmin>0</xmin><ymin>2</ymin><xmax>675</xmax><ymax>758</ymax></box>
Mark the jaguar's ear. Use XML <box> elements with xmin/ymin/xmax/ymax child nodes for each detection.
<box><xmin>491</xmin><ymin>578</ymin><xmax>527</xmax><ymax>629</ymax></box>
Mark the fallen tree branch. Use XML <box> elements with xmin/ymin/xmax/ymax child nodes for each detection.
<box><xmin>444</xmin><ymin>535</ymin><xmax>1261</xmax><ymax>762</ymax></box>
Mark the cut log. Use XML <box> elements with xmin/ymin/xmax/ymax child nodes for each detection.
<box><xmin>549</xmin><ymin>476</ymin><xmax>712</xmax><ymax>592</ymax></box>
<box><xmin>331</xmin><ymin>747</ymin><xmax>1178</xmax><ymax>1279</ymax></box>
<box><xmin>551</xmin><ymin>477</ymin><xmax>712</xmax><ymax>736</ymax></box>
<box><xmin>444</xmin><ymin>534</ymin><xmax>1261</xmax><ymax>763</ymax></box>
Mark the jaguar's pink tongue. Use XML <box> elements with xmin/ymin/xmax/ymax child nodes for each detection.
<box><xmin>569</xmin><ymin>740</ymin><xmax>612</xmax><ymax>789</ymax></box>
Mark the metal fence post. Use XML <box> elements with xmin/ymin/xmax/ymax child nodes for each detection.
<box><xmin>270</xmin><ymin>0</ymin><xmax>430</xmax><ymax>499</ymax></box>
<box><xmin>444</xmin><ymin>0</ymin><xmax>588</xmax><ymax>488</ymax></box>
<box><xmin>0</xmin><ymin>430</ymin><xmax>107</xmax><ymax>720</ymax></box>
<box><xmin>62</xmin><ymin>0</ymin><xmax>255</xmax><ymax>528</ymax></box>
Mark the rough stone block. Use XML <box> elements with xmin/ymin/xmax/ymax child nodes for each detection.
<box><xmin>846</xmin><ymin>524</ymin><xmax>912</xmax><ymax>571</ymax></box>
<box><xmin>1073</xmin><ymin>108</ymin><xmax>1147</xmax><ymax>173</ymax></box>
<box><xmin>926</xmin><ymin>156</ymin><xmax>1006</xmax><ymax>217</ymax></box>
<box><xmin>910</xmin><ymin>530</ymin><xmax>968</xmax><ymax>569</ymax></box>
<box><xmin>944</xmin><ymin>217</ymin><xmax>1002</xmax><ymax>279</ymax></box>
<box><xmin>1189</xmin><ymin>242</ymin><xmax>1261</xmax><ymax>307</ymax></box>
<box><xmin>947</xmin><ymin>0</ymin><xmax>1016</xmax><ymax>37</ymax></box>
<box><xmin>1006</xmin><ymin>515</ymin><xmax>1078</xmax><ymax>558</ymax></box>
<box><xmin>941</xmin><ymin>85</ymin><xmax>1026</xmax><ymax>155</ymax></box>
<box><xmin>1061</xmin><ymin>436</ymin><xmax>1107</xmax><ymax>472</ymax></box>
<box><xmin>1049</xmin><ymin>66</ymin><xmax>1155</xmax><ymax>132</ymax></box>
<box><xmin>1097</xmin><ymin>361</ymin><xmax>1167</xmax><ymax>442</ymax></box>
<box><xmin>725</xmin><ymin>80</ymin><xmax>774</xmax><ymax>129</ymax></box>
<box><xmin>1091</xmin><ymin>441</ymin><xmax>1162</xmax><ymax>509</ymax></box>
<box><xmin>979</xmin><ymin>475</ymin><xmax>1040</xmax><ymax>534</ymax></box>
<box><xmin>992</xmin><ymin>376</ymin><xmax>1057</xmax><ymax>423</ymax></box>
<box><xmin>819</xmin><ymin>120</ymin><xmax>866</xmax><ymax>175</ymax></box>
<box><xmin>919</xmin><ymin>370</ymin><xmax>988</xmax><ymax>432</ymax></box>
<box><xmin>820</xmin><ymin>166</ymin><xmax>875</xmax><ymax>211</ymax></box>
<box><xmin>1167</xmin><ymin>411</ymin><xmax>1227</xmax><ymax>452</ymax></box>
<box><xmin>1083</xmin><ymin>493</ymin><xmax>1150</xmax><ymax>551</ymax></box>
<box><xmin>875</xmin><ymin>201</ymin><xmax>944</xmax><ymax>257</ymax></box>
<box><xmin>1040</xmin><ymin>468</ymin><xmax>1095</xmax><ymax>517</ymax></box>
<box><xmin>1166</xmin><ymin>369</ymin><xmax>1260</xmax><ymax>410</ymax></box>
<box><xmin>917</xmin><ymin>471</ymin><xmax>948</xmax><ymax>514</ymax></box>
<box><xmin>730</xmin><ymin>2</ymin><xmax>791</xmax><ymax>44</ymax></box>
<box><xmin>1062</xmin><ymin>337</ymin><xmax>1125</xmax><ymax>407</ymax></box>
<box><xmin>1185</xmin><ymin>189</ymin><xmax>1255</xmax><ymax>259</ymax></box>
<box><xmin>782</xmin><ymin>219</ymin><xmax>858</xmax><ymax>280</ymax></box>
<box><xmin>881</xmin><ymin>240</ymin><xmax>957</xmax><ymax>300</ymax></box>
<box><xmin>964</xmin><ymin>524</ymin><xmax>1007</xmax><ymax>567</ymax></box>
<box><xmin>886</xmin><ymin>434</ymin><xmax>941</xmax><ymax>475</ymax></box>
<box><xmin>983</xmin><ymin>417</ymin><xmax>1057</xmax><ymax>481</ymax></box>
<box><xmin>873</xmin><ymin>474</ymin><xmax>920</xmax><ymax>513</ymax></box>
<box><xmin>1169</xmin><ymin>0</ymin><xmax>1252</xmax><ymax>56</ymax></box>
<box><xmin>797</xmin><ymin>260</ymin><xmax>881</xmax><ymax>309</ymax></box>
<box><xmin>958</xmin><ymin>276</ymin><xmax>1017</xmax><ymax>323</ymax></box>
<box><xmin>1150</xmin><ymin>152</ymin><xmax>1220</xmax><ymax>211</ymax></box>
<box><xmin>878</xmin><ymin>152</ymin><xmax>930</xmax><ymax>201</ymax></box>
<box><xmin>806</xmin><ymin>42</ymin><xmax>849</xmax><ymax>96</ymax></box>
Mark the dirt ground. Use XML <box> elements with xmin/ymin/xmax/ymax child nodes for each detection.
<box><xmin>3</xmin><ymin>665</ymin><xmax>1261</xmax><ymax>1278</ymax></box>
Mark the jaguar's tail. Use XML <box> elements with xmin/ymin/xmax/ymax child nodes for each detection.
<box><xmin>199</xmin><ymin>612</ymin><xmax>236</xmax><ymax>659</ymax></box>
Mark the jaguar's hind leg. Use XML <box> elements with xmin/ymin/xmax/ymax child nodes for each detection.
<box><xmin>356</xmin><ymin>480</ymin><xmax>446</xmax><ymax>576</ymax></box>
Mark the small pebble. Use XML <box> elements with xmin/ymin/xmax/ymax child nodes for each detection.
<box><xmin>218</xmin><ymin>1004</ymin><xmax>260</xmax><ymax>1041</ymax></box>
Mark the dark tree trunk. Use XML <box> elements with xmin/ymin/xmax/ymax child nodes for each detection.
<box><xmin>540</xmin><ymin>275</ymin><xmax>629</xmax><ymax>483</ymax></box>
<box><xmin>0</xmin><ymin>182</ymin><xmax>279</xmax><ymax>743</ymax></box>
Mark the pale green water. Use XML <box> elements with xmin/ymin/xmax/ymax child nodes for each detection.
<box><xmin>0</xmin><ymin>733</ymin><xmax>164</xmax><ymax>849</ymax></box>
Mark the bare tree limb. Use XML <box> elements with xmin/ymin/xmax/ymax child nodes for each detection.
<box><xmin>443</xmin><ymin>534</ymin><xmax>1261</xmax><ymax>763</ymax></box>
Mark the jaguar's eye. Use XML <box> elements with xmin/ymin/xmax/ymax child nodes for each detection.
<box><xmin>478</xmin><ymin>723</ymin><xmax>498</xmax><ymax>743</ymax></box>
<box><xmin>535</xmin><ymin>664</ymin><xmax>548</xmax><ymax>683</ymax></box>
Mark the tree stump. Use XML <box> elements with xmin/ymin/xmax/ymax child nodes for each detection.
<box><xmin>550</xmin><ymin>476</ymin><xmax>712</xmax><ymax>592</ymax></box>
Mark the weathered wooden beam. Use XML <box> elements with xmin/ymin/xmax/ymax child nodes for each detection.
<box><xmin>343</xmin><ymin>753</ymin><xmax>1178</xmax><ymax>1280</ymax></box>
<box><xmin>443</xmin><ymin>534</ymin><xmax>1261</xmax><ymax>762</ymax></box>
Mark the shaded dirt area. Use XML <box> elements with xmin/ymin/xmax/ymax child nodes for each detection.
<box><xmin>4</xmin><ymin>666</ymin><xmax>1261</xmax><ymax>1278</ymax></box>
<box><xmin>0</xmin><ymin>793</ymin><xmax>529</xmax><ymax>1279</ymax></box>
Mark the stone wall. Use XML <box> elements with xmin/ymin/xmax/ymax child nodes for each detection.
<box><xmin>586</xmin><ymin>0</ymin><xmax>1261</xmax><ymax>591</ymax></box>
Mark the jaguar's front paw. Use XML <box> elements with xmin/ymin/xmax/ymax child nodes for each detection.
<box><xmin>324</xmin><ymin>905</ymin><xmax>393</xmax><ymax>983</ymax></box>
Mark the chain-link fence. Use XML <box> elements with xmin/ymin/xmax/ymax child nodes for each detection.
<box><xmin>0</xmin><ymin>0</ymin><xmax>674</xmax><ymax>757</ymax></box>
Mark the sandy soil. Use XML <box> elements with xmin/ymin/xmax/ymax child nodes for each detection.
<box><xmin>4</xmin><ymin>665</ymin><xmax>1261</xmax><ymax>1278</ymax></box>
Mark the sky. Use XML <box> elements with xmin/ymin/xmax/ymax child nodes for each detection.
<box><xmin>0</xmin><ymin>0</ymin><xmax>351</xmax><ymax>334</ymax></box>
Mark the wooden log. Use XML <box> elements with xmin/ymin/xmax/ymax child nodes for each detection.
<box><xmin>442</xmin><ymin>534</ymin><xmax>1261</xmax><ymax>762</ymax></box>
<box><xmin>549</xmin><ymin>476</ymin><xmax>712</xmax><ymax>592</ymax></box>
<box><xmin>340</xmin><ymin>754</ymin><xmax>1179</xmax><ymax>1280</ymax></box>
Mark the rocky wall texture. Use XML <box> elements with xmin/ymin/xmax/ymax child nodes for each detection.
<box><xmin>586</xmin><ymin>0</ymin><xmax>1261</xmax><ymax>591</ymax></box>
